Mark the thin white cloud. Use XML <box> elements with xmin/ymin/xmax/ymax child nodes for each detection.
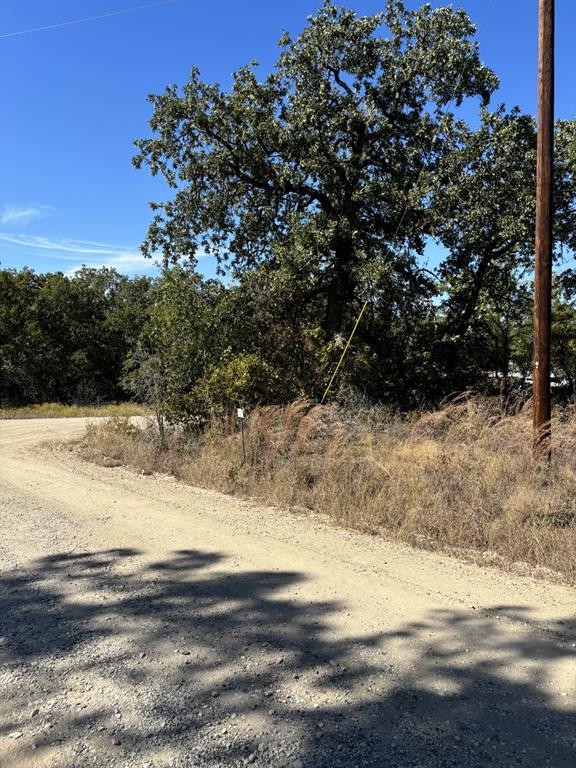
<box><xmin>0</xmin><ymin>205</ymin><xmax>53</xmax><ymax>226</ymax></box>
<box><xmin>0</xmin><ymin>232</ymin><xmax>136</xmax><ymax>255</ymax></box>
<box><xmin>0</xmin><ymin>231</ymin><xmax>214</xmax><ymax>276</ymax></box>
<box><xmin>64</xmin><ymin>252</ymin><xmax>158</xmax><ymax>277</ymax></box>
<box><xmin>0</xmin><ymin>231</ymin><xmax>156</xmax><ymax>274</ymax></box>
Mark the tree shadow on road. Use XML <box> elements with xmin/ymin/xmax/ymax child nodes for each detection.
<box><xmin>1</xmin><ymin>547</ymin><xmax>574</xmax><ymax>767</ymax></box>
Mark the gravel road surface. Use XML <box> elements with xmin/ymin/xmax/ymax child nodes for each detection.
<box><xmin>0</xmin><ymin>418</ymin><xmax>575</xmax><ymax>768</ymax></box>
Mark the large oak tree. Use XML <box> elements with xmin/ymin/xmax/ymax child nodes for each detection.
<box><xmin>133</xmin><ymin>0</ymin><xmax>498</xmax><ymax>341</ymax></box>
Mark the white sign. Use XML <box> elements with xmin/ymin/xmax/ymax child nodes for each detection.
<box><xmin>237</xmin><ymin>408</ymin><xmax>245</xmax><ymax>419</ymax></box>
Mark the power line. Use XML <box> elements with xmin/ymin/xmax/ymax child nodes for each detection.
<box><xmin>0</xmin><ymin>1</ymin><xmax>176</xmax><ymax>40</ymax></box>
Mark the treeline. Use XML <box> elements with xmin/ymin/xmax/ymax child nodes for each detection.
<box><xmin>2</xmin><ymin>262</ymin><xmax>576</xmax><ymax>415</ymax></box>
<box><xmin>0</xmin><ymin>268</ymin><xmax>152</xmax><ymax>405</ymax></box>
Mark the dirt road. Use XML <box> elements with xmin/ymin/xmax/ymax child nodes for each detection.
<box><xmin>1</xmin><ymin>418</ymin><xmax>574</xmax><ymax>768</ymax></box>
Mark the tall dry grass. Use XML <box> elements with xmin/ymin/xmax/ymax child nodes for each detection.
<box><xmin>80</xmin><ymin>396</ymin><xmax>576</xmax><ymax>583</ymax></box>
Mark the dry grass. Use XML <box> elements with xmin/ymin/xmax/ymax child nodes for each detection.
<box><xmin>0</xmin><ymin>402</ymin><xmax>148</xmax><ymax>419</ymax></box>
<box><xmin>79</xmin><ymin>397</ymin><xmax>576</xmax><ymax>584</ymax></box>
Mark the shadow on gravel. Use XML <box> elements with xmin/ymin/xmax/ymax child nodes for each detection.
<box><xmin>1</xmin><ymin>547</ymin><xmax>574</xmax><ymax>768</ymax></box>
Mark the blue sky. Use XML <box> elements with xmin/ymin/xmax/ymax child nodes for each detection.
<box><xmin>0</xmin><ymin>0</ymin><xmax>574</xmax><ymax>278</ymax></box>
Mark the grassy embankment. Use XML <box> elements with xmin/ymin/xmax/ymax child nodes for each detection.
<box><xmin>79</xmin><ymin>397</ymin><xmax>576</xmax><ymax>584</ymax></box>
<box><xmin>0</xmin><ymin>402</ymin><xmax>148</xmax><ymax>419</ymax></box>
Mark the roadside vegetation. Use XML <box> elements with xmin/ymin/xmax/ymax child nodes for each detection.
<box><xmin>80</xmin><ymin>396</ymin><xmax>576</xmax><ymax>585</ymax></box>
<box><xmin>0</xmin><ymin>402</ymin><xmax>147</xmax><ymax>419</ymax></box>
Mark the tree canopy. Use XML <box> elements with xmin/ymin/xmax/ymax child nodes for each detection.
<box><xmin>133</xmin><ymin>0</ymin><xmax>500</xmax><ymax>340</ymax></box>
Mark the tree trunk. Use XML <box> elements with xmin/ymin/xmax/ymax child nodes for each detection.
<box><xmin>323</xmin><ymin>241</ymin><xmax>353</xmax><ymax>340</ymax></box>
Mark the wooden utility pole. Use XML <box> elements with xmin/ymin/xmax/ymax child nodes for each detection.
<box><xmin>533</xmin><ymin>0</ymin><xmax>554</xmax><ymax>457</ymax></box>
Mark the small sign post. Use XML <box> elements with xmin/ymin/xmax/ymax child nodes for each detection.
<box><xmin>237</xmin><ymin>407</ymin><xmax>246</xmax><ymax>463</ymax></box>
